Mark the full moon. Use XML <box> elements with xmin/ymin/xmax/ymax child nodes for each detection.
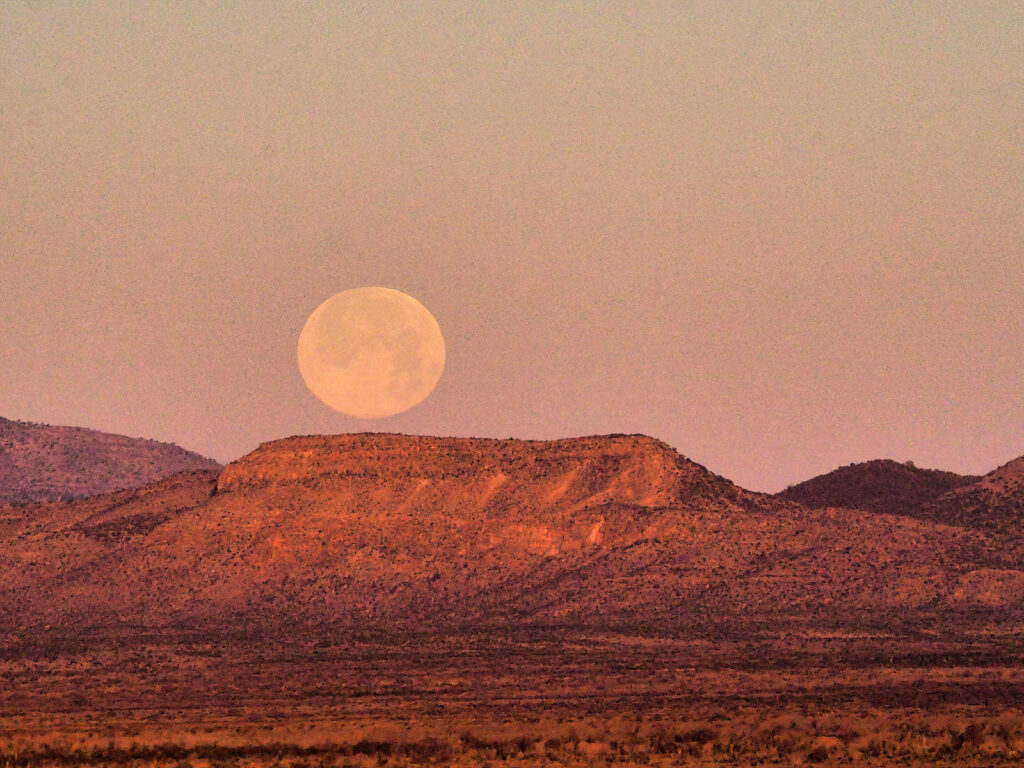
<box><xmin>297</xmin><ymin>287</ymin><xmax>446</xmax><ymax>418</ymax></box>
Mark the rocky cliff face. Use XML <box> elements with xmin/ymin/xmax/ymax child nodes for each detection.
<box><xmin>0</xmin><ymin>416</ymin><xmax>221</xmax><ymax>504</ymax></box>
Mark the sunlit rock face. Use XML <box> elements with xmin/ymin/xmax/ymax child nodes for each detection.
<box><xmin>217</xmin><ymin>432</ymin><xmax>741</xmax><ymax>508</ymax></box>
<box><xmin>2</xmin><ymin>432</ymin><xmax>1023</xmax><ymax>639</ymax></box>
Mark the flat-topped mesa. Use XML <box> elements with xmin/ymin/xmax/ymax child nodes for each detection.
<box><xmin>217</xmin><ymin>433</ymin><xmax>743</xmax><ymax>510</ymax></box>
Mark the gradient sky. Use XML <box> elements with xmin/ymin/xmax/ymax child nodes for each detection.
<box><xmin>2</xmin><ymin>2</ymin><xmax>1022</xmax><ymax>492</ymax></box>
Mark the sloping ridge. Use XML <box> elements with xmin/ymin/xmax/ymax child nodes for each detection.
<box><xmin>0</xmin><ymin>416</ymin><xmax>221</xmax><ymax>504</ymax></box>
<box><xmin>914</xmin><ymin>455</ymin><xmax>1024</xmax><ymax>536</ymax></box>
<box><xmin>2</xmin><ymin>433</ymin><xmax>1022</xmax><ymax>637</ymax></box>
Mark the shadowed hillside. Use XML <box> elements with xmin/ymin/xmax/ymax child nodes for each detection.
<box><xmin>0</xmin><ymin>416</ymin><xmax>221</xmax><ymax>504</ymax></box>
<box><xmin>776</xmin><ymin>459</ymin><xmax>978</xmax><ymax>517</ymax></box>
<box><xmin>2</xmin><ymin>433</ymin><xmax>1022</xmax><ymax>640</ymax></box>
<box><xmin>913</xmin><ymin>455</ymin><xmax>1024</xmax><ymax>537</ymax></box>
<box><xmin>777</xmin><ymin>455</ymin><xmax>1024</xmax><ymax>540</ymax></box>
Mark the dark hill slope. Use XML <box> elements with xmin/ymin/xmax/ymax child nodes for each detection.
<box><xmin>0</xmin><ymin>417</ymin><xmax>221</xmax><ymax>504</ymax></box>
<box><xmin>914</xmin><ymin>456</ymin><xmax>1024</xmax><ymax>537</ymax></box>
<box><xmin>777</xmin><ymin>454</ymin><xmax>1024</xmax><ymax>540</ymax></box>
<box><xmin>777</xmin><ymin>459</ymin><xmax>978</xmax><ymax>517</ymax></box>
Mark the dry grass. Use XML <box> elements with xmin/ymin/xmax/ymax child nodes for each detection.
<box><xmin>3</xmin><ymin>633</ymin><xmax>1024</xmax><ymax>767</ymax></box>
<box><xmin>3</xmin><ymin>709</ymin><xmax>1024</xmax><ymax>766</ymax></box>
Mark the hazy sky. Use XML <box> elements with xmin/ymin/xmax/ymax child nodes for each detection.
<box><xmin>2</xmin><ymin>2</ymin><xmax>1022</xmax><ymax>492</ymax></box>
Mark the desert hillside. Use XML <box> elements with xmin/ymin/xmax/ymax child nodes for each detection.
<box><xmin>0</xmin><ymin>416</ymin><xmax>221</xmax><ymax>504</ymax></box>
<box><xmin>777</xmin><ymin>455</ymin><xmax>1024</xmax><ymax>539</ymax></box>
<box><xmin>3</xmin><ymin>433</ymin><xmax>1022</xmax><ymax>639</ymax></box>
<box><xmin>776</xmin><ymin>459</ymin><xmax>978</xmax><ymax>517</ymax></box>
<box><xmin>913</xmin><ymin>455</ymin><xmax>1024</xmax><ymax>536</ymax></box>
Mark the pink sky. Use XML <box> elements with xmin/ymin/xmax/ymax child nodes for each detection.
<box><xmin>2</xmin><ymin>2</ymin><xmax>1022</xmax><ymax>491</ymax></box>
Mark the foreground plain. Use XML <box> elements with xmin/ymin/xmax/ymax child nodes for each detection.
<box><xmin>3</xmin><ymin>628</ymin><xmax>1024</xmax><ymax>767</ymax></box>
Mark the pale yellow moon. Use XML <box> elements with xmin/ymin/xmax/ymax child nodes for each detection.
<box><xmin>297</xmin><ymin>287</ymin><xmax>446</xmax><ymax>418</ymax></box>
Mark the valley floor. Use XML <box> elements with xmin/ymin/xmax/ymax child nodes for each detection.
<box><xmin>2</xmin><ymin>628</ymin><xmax>1024</xmax><ymax>766</ymax></box>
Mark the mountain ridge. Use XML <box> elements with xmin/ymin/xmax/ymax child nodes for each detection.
<box><xmin>776</xmin><ymin>454</ymin><xmax>1024</xmax><ymax>538</ymax></box>
<box><xmin>3</xmin><ymin>431</ymin><xmax>1022</xmax><ymax>640</ymax></box>
<box><xmin>776</xmin><ymin>458</ymin><xmax>979</xmax><ymax>517</ymax></box>
<box><xmin>0</xmin><ymin>416</ymin><xmax>221</xmax><ymax>504</ymax></box>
